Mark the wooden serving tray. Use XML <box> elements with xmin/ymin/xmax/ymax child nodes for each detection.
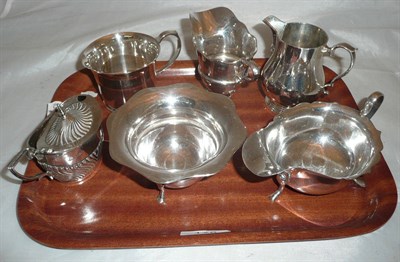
<box><xmin>17</xmin><ymin>59</ymin><xmax>397</xmax><ymax>249</ymax></box>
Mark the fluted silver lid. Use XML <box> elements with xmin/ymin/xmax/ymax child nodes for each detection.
<box><xmin>36</xmin><ymin>95</ymin><xmax>102</xmax><ymax>154</ymax></box>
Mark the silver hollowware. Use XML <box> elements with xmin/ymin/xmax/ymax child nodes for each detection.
<box><xmin>261</xmin><ymin>15</ymin><xmax>357</xmax><ymax>113</ymax></box>
<box><xmin>242</xmin><ymin>92</ymin><xmax>383</xmax><ymax>201</ymax></box>
<box><xmin>190</xmin><ymin>7</ymin><xmax>259</xmax><ymax>96</ymax></box>
<box><xmin>107</xmin><ymin>83</ymin><xmax>247</xmax><ymax>204</ymax></box>
<box><xmin>8</xmin><ymin>95</ymin><xmax>104</xmax><ymax>183</ymax></box>
<box><xmin>82</xmin><ymin>31</ymin><xmax>181</xmax><ymax>111</ymax></box>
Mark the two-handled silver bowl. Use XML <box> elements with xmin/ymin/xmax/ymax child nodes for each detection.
<box><xmin>8</xmin><ymin>95</ymin><xmax>104</xmax><ymax>183</ymax></box>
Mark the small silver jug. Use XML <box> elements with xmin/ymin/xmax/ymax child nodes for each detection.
<box><xmin>190</xmin><ymin>7</ymin><xmax>259</xmax><ymax>96</ymax></box>
<box><xmin>261</xmin><ymin>15</ymin><xmax>356</xmax><ymax>113</ymax></box>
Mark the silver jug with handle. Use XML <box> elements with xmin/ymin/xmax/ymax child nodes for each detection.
<box><xmin>190</xmin><ymin>7</ymin><xmax>259</xmax><ymax>96</ymax></box>
<box><xmin>261</xmin><ymin>15</ymin><xmax>357</xmax><ymax>113</ymax></box>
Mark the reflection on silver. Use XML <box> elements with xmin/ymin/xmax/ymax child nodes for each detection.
<box><xmin>261</xmin><ymin>15</ymin><xmax>356</xmax><ymax>113</ymax></box>
<box><xmin>190</xmin><ymin>7</ymin><xmax>259</xmax><ymax>96</ymax></box>
<box><xmin>242</xmin><ymin>92</ymin><xmax>383</xmax><ymax>200</ymax></box>
<box><xmin>107</xmin><ymin>83</ymin><xmax>246</xmax><ymax>204</ymax></box>
<box><xmin>131</xmin><ymin>109</ymin><xmax>222</xmax><ymax>171</ymax></box>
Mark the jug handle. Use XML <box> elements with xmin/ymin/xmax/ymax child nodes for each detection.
<box><xmin>155</xmin><ymin>30</ymin><xmax>182</xmax><ymax>75</ymax></box>
<box><xmin>359</xmin><ymin>91</ymin><xmax>384</xmax><ymax>119</ymax></box>
<box><xmin>263</xmin><ymin>15</ymin><xmax>286</xmax><ymax>54</ymax></box>
<box><xmin>242</xmin><ymin>59</ymin><xmax>261</xmax><ymax>81</ymax></box>
<box><xmin>8</xmin><ymin>148</ymin><xmax>48</xmax><ymax>181</ymax></box>
<box><xmin>323</xmin><ymin>43</ymin><xmax>357</xmax><ymax>90</ymax></box>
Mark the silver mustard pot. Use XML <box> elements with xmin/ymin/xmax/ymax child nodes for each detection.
<box><xmin>8</xmin><ymin>95</ymin><xmax>104</xmax><ymax>182</ymax></box>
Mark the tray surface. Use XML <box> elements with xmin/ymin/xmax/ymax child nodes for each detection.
<box><xmin>17</xmin><ymin>60</ymin><xmax>397</xmax><ymax>248</ymax></box>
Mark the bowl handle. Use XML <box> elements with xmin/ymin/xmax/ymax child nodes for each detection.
<box><xmin>8</xmin><ymin>148</ymin><xmax>48</xmax><ymax>181</ymax></box>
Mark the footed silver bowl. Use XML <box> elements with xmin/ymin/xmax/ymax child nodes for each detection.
<box><xmin>107</xmin><ymin>83</ymin><xmax>246</xmax><ymax>204</ymax></box>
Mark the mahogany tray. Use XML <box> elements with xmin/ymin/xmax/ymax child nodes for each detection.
<box><xmin>17</xmin><ymin>59</ymin><xmax>397</xmax><ymax>249</ymax></box>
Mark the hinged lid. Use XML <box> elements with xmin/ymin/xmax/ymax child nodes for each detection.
<box><xmin>35</xmin><ymin>95</ymin><xmax>102</xmax><ymax>154</ymax></box>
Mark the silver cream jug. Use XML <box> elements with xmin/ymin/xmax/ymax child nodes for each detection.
<box><xmin>261</xmin><ymin>15</ymin><xmax>356</xmax><ymax>113</ymax></box>
<box><xmin>190</xmin><ymin>7</ymin><xmax>259</xmax><ymax>96</ymax></box>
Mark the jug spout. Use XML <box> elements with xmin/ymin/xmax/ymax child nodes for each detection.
<box><xmin>263</xmin><ymin>15</ymin><xmax>286</xmax><ymax>37</ymax></box>
<box><xmin>189</xmin><ymin>7</ymin><xmax>257</xmax><ymax>59</ymax></box>
<box><xmin>189</xmin><ymin>12</ymin><xmax>202</xmax><ymax>36</ymax></box>
<box><xmin>190</xmin><ymin>7</ymin><xmax>237</xmax><ymax>38</ymax></box>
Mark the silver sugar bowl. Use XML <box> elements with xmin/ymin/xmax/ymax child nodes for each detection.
<box><xmin>8</xmin><ymin>95</ymin><xmax>104</xmax><ymax>183</ymax></box>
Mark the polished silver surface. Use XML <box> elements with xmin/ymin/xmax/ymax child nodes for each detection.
<box><xmin>261</xmin><ymin>15</ymin><xmax>357</xmax><ymax>113</ymax></box>
<box><xmin>190</xmin><ymin>7</ymin><xmax>259</xmax><ymax>96</ymax></box>
<box><xmin>107</xmin><ymin>83</ymin><xmax>247</xmax><ymax>203</ymax></box>
<box><xmin>242</xmin><ymin>92</ymin><xmax>383</xmax><ymax>200</ymax></box>
<box><xmin>82</xmin><ymin>31</ymin><xmax>181</xmax><ymax>111</ymax></box>
<box><xmin>8</xmin><ymin>95</ymin><xmax>104</xmax><ymax>182</ymax></box>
